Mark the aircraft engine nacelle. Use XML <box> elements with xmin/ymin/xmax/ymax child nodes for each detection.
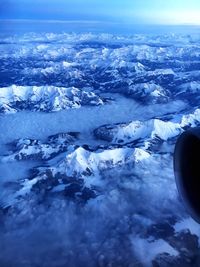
<box><xmin>174</xmin><ymin>127</ymin><xmax>200</xmax><ymax>223</ymax></box>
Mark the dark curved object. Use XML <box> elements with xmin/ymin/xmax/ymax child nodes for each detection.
<box><xmin>174</xmin><ymin>127</ymin><xmax>200</xmax><ymax>223</ymax></box>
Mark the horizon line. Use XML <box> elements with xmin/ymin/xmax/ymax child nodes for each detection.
<box><xmin>0</xmin><ymin>18</ymin><xmax>200</xmax><ymax>27</ymax></box>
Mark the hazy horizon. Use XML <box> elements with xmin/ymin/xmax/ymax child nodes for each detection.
<box><xmin>1</xmin><ymin>19</ymin><xmax>200</xmax><ymax>36</ymax></box>
<box><xmin>1</xmin><ymin>18</ymin><xmax>200</xmax><ymax>26</ymax></box>
<box><xmin>1</xmin><ymin>0</ymin><xmax>200</xmax><ymax>25</ymax></box>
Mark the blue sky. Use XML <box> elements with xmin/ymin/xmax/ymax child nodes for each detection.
<box><xmin>1</xmin><ymin>0</ymin><xmax>200</xmax><ymax>25</ymax></box>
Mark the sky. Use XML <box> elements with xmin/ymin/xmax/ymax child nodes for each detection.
<box><xmin>0</xmin><ymin>0</ymin><xmax>200</xmax><ymax>25</ymax></box>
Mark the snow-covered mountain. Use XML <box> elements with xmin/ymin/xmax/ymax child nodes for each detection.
<box><xmin>1</xmin><ymin>132</ymin><xmax>77</xmax><ymax>161</ymax></box>
<box><xmin>0</xmin><ymin>85</ymin><xmax>105</xmax><ymax>113</ymax></box>
<box><xmin>127</xmin><ymin>82</ymin><xmax>170</xmax><ymax>104</ymax></box>
<box><xmin>94</xmin><ymin>119</ymin><xmax>181</xmax><ymax>144</ymax></box>
<box><xmin>1</xmin><ymin>31</ymin><xmax>200</xmax><ymax>267</ymax></box>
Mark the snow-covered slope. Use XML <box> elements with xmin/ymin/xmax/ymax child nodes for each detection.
<box><xmin>7</xmin><ymin>145</ymin><xmax>150</xmax><ymax>205</ymax></box>
<box><xmin>57</xmin><ymin>146</ymin><xmax>150</xmax><ymax>180</ymax></box>
<box><xmin>94</xmin><ymin>107</ymin><xmax>200</xmax><ymax>146</ymax></box>
<box><xmin>1</xmin><ymin>132</ymin><xmax>77</xmax><ymax>161</ymax></box>
<box><xmin>0</xmin><ymin>85</ymin><xmax>104</xmax><ymax>113</ymax></box>
<box><xmin>176</xmin><ymin>81</ymin><xmax>200</xmax><ymax>95</ymax></box>
<box><xmin>128</xmin><ymin>82</ymin><xmax>169</xmax><ymax>103</ymax></box>
<box><xmin>94</xmin><ymin>119</ymin><xmax>181</xmax><ymax>145</ymax></box>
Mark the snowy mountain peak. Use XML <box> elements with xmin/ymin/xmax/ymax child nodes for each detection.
<box><xmin>0</xmin><ymin>85</ymin><xmax>104</xmax><ymax>113</ymax></box>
